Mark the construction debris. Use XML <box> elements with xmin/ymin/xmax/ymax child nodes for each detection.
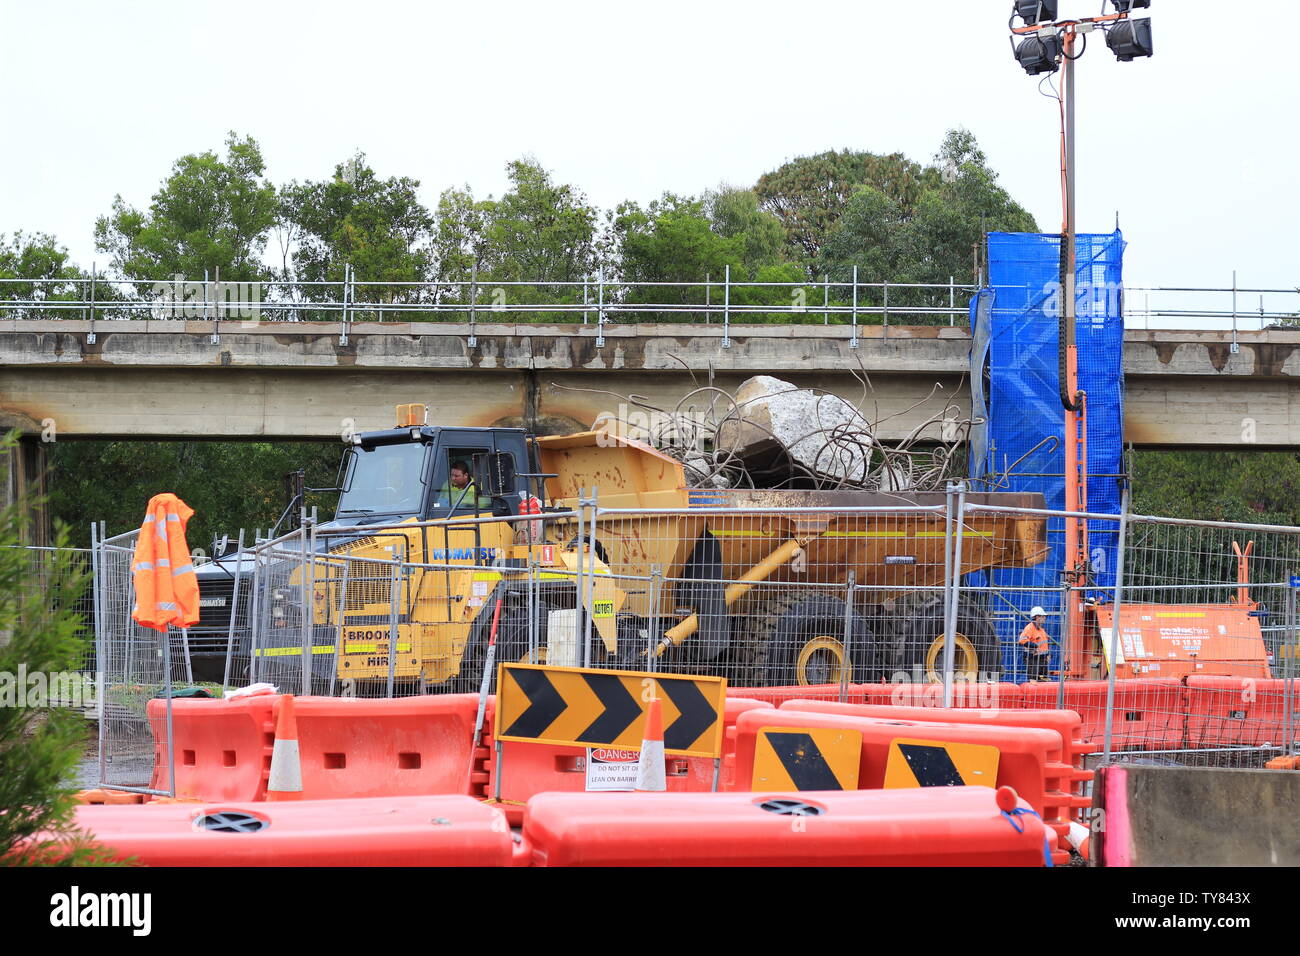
<box><xmin>574</xmin><ymin>372</ymin><xmax>980</xmax><ymax>492</ymax></box>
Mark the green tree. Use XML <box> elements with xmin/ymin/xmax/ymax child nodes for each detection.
<box><xmin>706</xmin><ymin>186</ymin><xmax>787</xmax><ymax>275</ymax></box>
<box><xmin>429</xmin><ymin>185</ymin><xmax>493</xmax><ymax>302</ymax></box>
<box><xmin>478</xmin><ymin>158</ymin><xmax>599</xmax><ymax>309</ymax></box>
<box><xmin>754</xmin><ymin>149</ymin><xmax>932</xmax><ymax>265</ymax></box>
<box><xmin>94</xmin><ymin>132</ymin><xmax>276</xmax><ymax>284</ymax></box>
<box><xmin>280</xmin><ymin>152</ymin><xmax>434</xmax><ymax>311</ymax></box>
<box><xmin>0</xmin><ymin>433</ymin><xmax>108</xmax><ymax>865</ymax></box>
<box><xmin>0</xmin><ymin>232</ymin><xmax>90</xmax><ymax>320</ymax></box>
<box><xmin>47</xmin><ymin>441</ymin><xmax>343</xmax><ymax>551</ymax></box>
<box><xmin>815</xmin><ymin>129</ymin><xmax>1038</xmax><ymax>320</ymax></box>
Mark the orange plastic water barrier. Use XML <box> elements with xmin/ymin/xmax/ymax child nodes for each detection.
<box><xmin>480</xmin><ymin>697</ymin><xmax>772</xmax><ymax>826</ymax></box>
<box><xmin>1183</xmin><ymin>676</ymin><xmax>1294</xmax><ymax>748</ymax></box>
<box><xmin>286</xmin><ymin>694</ymin><xmax>480</xmax><ymax>799</ymax></box>
<box><xmin>1018</xmin><ymin>679</ymin><xmax>1186</xmax><ymax>749</ymax></box>
<box><xmin>778</xmin><ymin>700</ymin><xmax>1095</xmax><ymax>835</ymax></box>
<box><xmin>74</xmin><ymin>795</ymin><xmax>521</xmax><ymax>866</ymax></box>
<box><xmin>149</xmin><ymin>693</ymin><xmax>483</xmax><ymax>802</ymax></box>
<box><xmin>523</xmin><ymin>787</ymin><xmax>1054</xmax><ymax>866</ymax></box>
<box><xmin>732</xmin><ymin>707</ymin><xmax>1071</xmax><ymax>863</ymax></box>
<box><xmin>147</xmin><ymin>696</ymin><xmax>277</xmax><ymax>801</ymax></box>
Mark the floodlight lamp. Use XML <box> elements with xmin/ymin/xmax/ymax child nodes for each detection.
<box><xmin>1109</xmin><ymin>0</ymin><xmax>1151</xmax><ymax>12</ymax></box>
<box><xmin>1106</xmin><ymin>18</ymin><xmax>1153</xmax><ymax>61</ymax></box>
<box><xmin>1015</xmin><ymin>34</ymin><xmax>1062</xmax><ymax>75</ymax></box>
<box><xmin>1015</xmin><ymin>0</ymin><xmax>1058</xmax><ymax>24</ymax></box>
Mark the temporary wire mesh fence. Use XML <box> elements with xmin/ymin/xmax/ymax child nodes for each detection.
<box><xmin>72</xmin><ymin>493</ymin><xmax>1300</xmax><ymax>776</ymax></box>
<box><xmin>90</xmin><ymin>527</ymin><xmax>174</xmax><ymax>795</ymax></box>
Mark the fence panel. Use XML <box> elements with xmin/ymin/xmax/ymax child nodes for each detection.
<box><xmin>93</xmin><ymin>529</ymin><xmax>174</xmax><ymax>795</ymax></box>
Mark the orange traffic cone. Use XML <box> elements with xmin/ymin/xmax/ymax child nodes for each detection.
<box><xmin>635</xmin><ymin>698</ymin><xmax>666</xmax><ymax>792</ymax></box>
<box><xmin>266</xmin><ymin>694</ymin><xmax>303</xmax><ymax>801</ymax></box>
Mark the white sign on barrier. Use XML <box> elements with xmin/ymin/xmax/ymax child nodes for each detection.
<box><xmin>585</xmin><ymin>748</ymin><xmax>640</xmax><ymax>791</ymax></box>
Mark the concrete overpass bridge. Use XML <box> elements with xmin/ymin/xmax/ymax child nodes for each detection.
<box><xmin>2</xmin><ymin>320</ymin><xmax>1298</xmax><ymax>448</ymax></box>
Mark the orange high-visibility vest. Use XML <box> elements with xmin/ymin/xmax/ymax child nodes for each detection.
<box><xmin>131</xmin><ymin>493</ymin><xmax>200</xmax><ymax>632</ymax></box>
<box><xmin>1018</xmin><ymin>622</ymin><xmax>1049</xmax><ymax>653</ymax></box>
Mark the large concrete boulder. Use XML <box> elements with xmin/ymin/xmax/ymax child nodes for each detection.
<box><xmin>715</xmin><ymin>375</ymin><xmax>873</xmax><ymax>487</ymax></box>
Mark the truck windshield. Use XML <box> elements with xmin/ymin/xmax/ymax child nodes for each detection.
<box><xmin>337</xmin><ymin>443</ymin><xmax>429</xmax><ymax>516</ymax></box>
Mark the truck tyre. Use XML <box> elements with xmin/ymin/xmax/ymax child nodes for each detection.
<box><xmin>882</xmin><ymin>591</ymin><xmax>1000</xmax><ymax>683</ymax></box>
<box><xmin>749</xmin><ymin>591</ymin><xmax>877</xmax><ymax>689</ymax></box>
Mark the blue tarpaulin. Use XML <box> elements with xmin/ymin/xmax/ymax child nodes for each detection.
<box><xmin>968</xmin><ymin>231</ymin><xmax>1126</xmax><ymax>679</ymax></box>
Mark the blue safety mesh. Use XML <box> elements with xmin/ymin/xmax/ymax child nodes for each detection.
<box><xmin>968</xmin><ymin>231</ymin><xmax>1125</xmax><ymax>680</ymax></box>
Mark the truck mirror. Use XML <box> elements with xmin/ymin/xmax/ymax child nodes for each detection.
<box><xmin>479</xmin><ymin>452</ymin><xmax>516</xmax><ymax>498</ymax></box>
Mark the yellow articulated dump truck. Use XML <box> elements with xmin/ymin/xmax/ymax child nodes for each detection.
<box><xmin>209</xmin><ymin>404</ymin><xmax>1048</xmax><ymax>691</ymax></box>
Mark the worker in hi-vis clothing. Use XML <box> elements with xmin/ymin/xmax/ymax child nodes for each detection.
<box><xmin>1018</xmin><ymin>606</ymin><xmax>1051</xmax><ymax>681</ymax></box>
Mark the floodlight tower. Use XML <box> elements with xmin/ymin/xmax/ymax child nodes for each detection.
<box><xmin>1008</xmin><ymin>1</ymin><xmax>1153</xmax><ymax>676</ymax></box>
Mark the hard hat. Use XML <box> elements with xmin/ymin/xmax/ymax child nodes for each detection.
<box><xmin>1029</xmin><ymin>606</ymin><xmax>1047</xmax><ymax>618</ymax></box>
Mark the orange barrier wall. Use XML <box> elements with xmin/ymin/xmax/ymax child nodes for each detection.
<box><xmin>147</xmin><ymin>696</ymin><xmax>277</xmax><ymax>801</ymax></box>
<box><xmin>480</xmin><ymin>697</ymin><xmax>772</xmax><ymax>826</ymax></box>
<box><xmin>732</xmin><ymin>707</ymin><xmax>1070</xmax><ymax>863</ymax></box>
<box><xmin>523</xmin><ymin>787</ymin><xmax>1052</xmax><ymax>867</ymax></box>
<box><xmin>778</xmin><ymin>699</ymin><xmax>1095</xmax><ymax>835</ymax></box>
<box><xmin>75</xmin><ymin>795</ymin><xmax>518</xmax><ymax>867</ymax></box>
<box><xmin>150</xmin><ymin>693</ymin><xmax>482</xmax><ymax>802</ymax></box>
<box><xmin>1018</xmin><ymin>679</ymin><xmax>1185</xmax><ymax>748</ymax></box>
<box><xmin>1183</xmin><ymin>676</ymin><xmax>1292</xmax><ymax>748</ymax></box>
<box><xmin>289</xmin><ymin>694</ymin><xmax>480</xmax><ymax>799</ymax></box>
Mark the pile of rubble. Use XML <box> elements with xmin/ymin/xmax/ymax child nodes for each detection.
<box><xmin>583</xmin><ymin>374</ymin><xmax>975</xmax><ymax>492</ymax></box>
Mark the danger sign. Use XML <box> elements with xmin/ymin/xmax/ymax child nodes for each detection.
<box><xmin>585</xmin><ymin>748</ymin><xmax>640</xmax><ymax>791</ymax></box>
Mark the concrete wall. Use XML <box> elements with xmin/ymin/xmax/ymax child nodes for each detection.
<box><xmin>1097</xmin><ymin>763</ymin><xmax>1300</xmax><ymax>866</ymax></box>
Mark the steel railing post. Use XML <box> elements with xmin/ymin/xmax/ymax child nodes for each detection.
<box><xmin>1102</xmin><ymin>485</ymin><xmax>1132</xmax><ymax>762</ymax></box>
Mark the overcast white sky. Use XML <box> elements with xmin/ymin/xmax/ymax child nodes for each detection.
<box><xmin>1</xmin><ymin>0</ymin><xmax>1296</xmax><ymax>325</ymax></box>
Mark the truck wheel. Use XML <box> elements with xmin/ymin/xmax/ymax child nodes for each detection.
<box><xmin>882</xmin><ymin>591</ymin><xmax>1000</xmax><ymax>683</ymax></box>
<box><xmin>749</xmin><ymin>592</ymin><xmax>877</xmax><ymax>689</ymax></box>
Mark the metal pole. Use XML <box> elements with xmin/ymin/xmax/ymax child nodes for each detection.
<box><xmin>492</xmin><ymin>738</ymin><xmax>503</xmax><ymax>801</ymax></box>
<box><xmin>87</xmin><ymin>262</ymin><xmax>97</xmax><ymax>344</ymax></box>
<box><xmin>1101</xmin><ymin>485</ymin><xmax>1132</xmax><ymax>762</ymax></box>
<box><xmin>1285</xmin><ymin>583</ymin><xmax>1297</xmax><ymax>757</ymax></box>
<box><xmin>163</xmin><ymin>622</ymin><xmax>176</xmax><ymax>797</ymax></box>
<box><xmin>943</xmin><ymin>482</ymin><xmax>968</xmax><ymax>706</ymax></box>
<box><xmin>722</xmin><ymin>265</ymin><xmax>730</xmax><ymax>349</ymax></box>
<box><xmin>574</xmin><ymin>488</ymin><xmax>586</xmax><ymax>668</ymax></box>
<box><xmin>582</xmin><ymin>277</ymin><xmax>589</xmax><ymax>325</ymax></box>
<box><xmin>941</xmin><ymin>483</ymin><xmax>955</xmax><ymax>697</ymax></box>
<box><xmin>583</xmin><ymin>489</ymin><xmax>598</xmax><ymax>666</ymax></box>
<box><xmin>823</xmin><ymin>274</ymin><xmax>829</xmax><ymax>326</ymax></box>
<box><xmin>851</xmin><ymin>266</ymin><xmax>859</xmax><ymax>349</ymax></box>
<box><xmin>649</xmin><ymin>563</ymin><xmax>662</xmax><ymax>668</ymax></box>
<box><xmin>705</xmin><ymin>273</ymin><xmax>711</xmax><ymax>324</ymax></box>
<box><xmin>949</xmin><ymin>276</ymin><xmax>955</xmax><ymax>327</ymax></box>
<box><xmin>1056</xmin><ymin>580</ymin><xmax>1069</xmax><ymax>709</ymax></box>
<box><xmin>179</xmin><ymin>627</ymin><xmax>193</xmax><ymax>685</ymax></box>
<box><xmin>468</xmin><ymin>262</ymin><xmax>478</xmax><ymax>349</ymax></box>
<box><xmin>882</xmin><ymin>278</ymin><xmax>889</xmax><ymax>336</ymax></box>
<box><xmin>332</xmin><ymin>553</ymin><xmax>349</xmax><ymax>698</ymax></box>
<box><xmin>248</xmin><ymin>541</ymin><xmax>264</xmax><ymax>683</ymax></box>
<box><xmin>387</xmin><ymin>551</ymin><xmax>400</xmax><ymax>698</ymax></box>
<box><xmin>303</xmin><ymin>510</ymin><xmax>318</xmax><ymax>695</ymax></box>
<box><xmin>839</xmin><ymin>571</ymin><xmax>856</xmax><ymax>704</ymax></box>
<box><xmin>221</xmin><ymin>529</ymin><xmax>246</xmax><ymax>696</ymax></box>
<box><xmin>91</xmin><ymin>522</ymin><xmax>107</xmax><ymax>786</ymax></box>
<box><xmin>1230</xmin><ymin>269</ymin><xmax>1239</xmax><ymax>354</ymax></box>
<box><xmin>596</xmin><ymin>266</ymin><xmax>605</xmax><ymax>348</ymax></box>
<box><xmin>527</xmin><ymin>554</ymin><xmax>538</xmax><ymax>660</ymax></box>
<box><xmin>300</xmin><ymin>520</ymin><xmax>312</xmax><ymax>695</ymax></box>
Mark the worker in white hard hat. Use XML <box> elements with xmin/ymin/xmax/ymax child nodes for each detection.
<box><xmin>1018</xmin><ymin>606</ymin><xmax>1051</xmax><ymax>682</ymax></box>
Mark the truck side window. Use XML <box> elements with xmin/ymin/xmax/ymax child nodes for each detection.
<box><xmin>433</xmin><ymin>448</ymin><xmax>492</xmax><ymax>513</ymax></box>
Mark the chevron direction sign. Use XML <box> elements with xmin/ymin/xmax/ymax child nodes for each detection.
<box><xmin>494</xmin><ymin>663</ymin><xmax>727</xmax><ymax>758</ymax></box>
